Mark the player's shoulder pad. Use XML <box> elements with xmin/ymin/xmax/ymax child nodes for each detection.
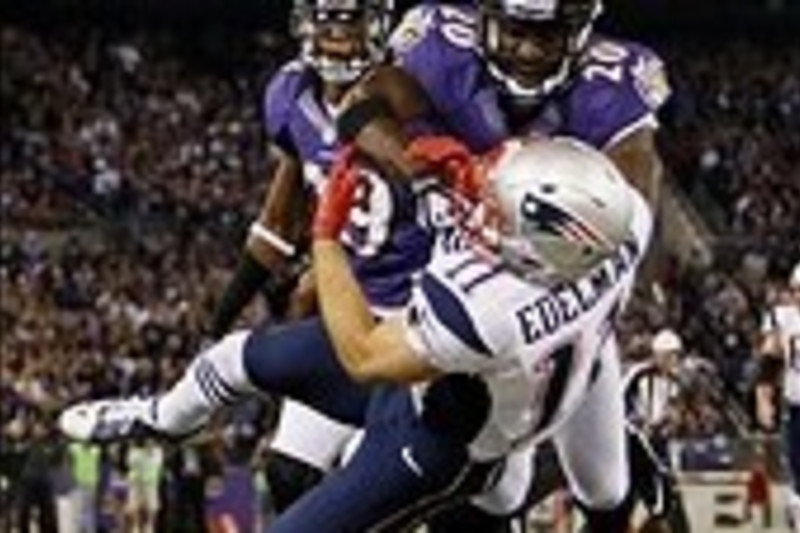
<box><xmin>262</xmin><ymin>59</ymin><xmax>312</xmax><ymax>139</ymax></box>
<box><xmin>389</xmin><ymin>3</ymin><xmax>481</xmax><ymax>112</ymax></box>
<box><xmin>415</xmin><ymin>247</ymin><xmax>519</xmax><ymax>358</ymax></box>
<box><xmin>582</xmin><ymin>36</ymin><xmax>670</xmax><ymax>110</ymax></box>
<box><xmin>570</xmin><ymin>35</ymin><xmax>671</xmax><ymax>148</ymax></box>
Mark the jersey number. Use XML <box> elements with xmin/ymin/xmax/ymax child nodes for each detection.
<box><xmin>306</xmin><ymin>163</ymin><xmax>394</xmax><ymax>257</ymax></box>
<box><xmin>343</xmin><ymin>171</ymin><xmax>394</xmax><ymax>257</ymax></box>
<box><xmin>444</xmin><ymin>255</ymin><xmax>503</xmax><ymax>294</ymax></box>
<box><xmin>582</xmin><ymin>41</ymin><xmax>629</xmax><ymax>84</ymax></box>
<box><xmin>438</xmin><ymin>6</ymin><xmax>476</xmax><ymax>49</ymax></box>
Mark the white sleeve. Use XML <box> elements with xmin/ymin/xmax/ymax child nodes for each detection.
<box><xmin>404</xmin><ymin>271</ymin><xmax>502</xmax><ymax>374</ymax></box>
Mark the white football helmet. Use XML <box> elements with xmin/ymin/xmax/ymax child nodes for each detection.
<box><xmin>478</xmin><ymin>137</ymin><xmax>635</xmax><ymax>284</ymax></box>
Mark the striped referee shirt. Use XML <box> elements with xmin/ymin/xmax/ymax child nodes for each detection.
<box><xmin>623</xmin><ymin>361</ymin><xmax>681</xmax><ymax>429</ymax></box>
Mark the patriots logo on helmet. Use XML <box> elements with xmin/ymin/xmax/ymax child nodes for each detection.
<box><xmin>519</xmin><ymin>191</ymin><xmax>607</xmax><ymax>248</ymax></box>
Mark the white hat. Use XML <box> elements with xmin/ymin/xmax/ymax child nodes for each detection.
<box><xmin>651</xmin><ymin>328</ymin><xmax>683</xmax><ymax>353</ymax></box>
<box><xmin>790</xmin><ymin>262</ymin><xmax>800</xmax><ymax>288</ymax></box>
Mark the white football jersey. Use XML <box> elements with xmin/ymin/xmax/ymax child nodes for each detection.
<box><xmin>404</xmin><ymin>189</ymin><xmax>653</xmax><ymax>461</ymax></box>
<box><xmin>762</xmin><ymin>302</ymin><xmax>800</xmax><ymax>405</ymax></box>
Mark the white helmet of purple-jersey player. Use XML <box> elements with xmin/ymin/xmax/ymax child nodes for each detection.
<box><xmin>477</xmin><ymin>0</ymin><xmax>602</xmax><ymax>104</ymax></box>
<box><xmin>478</xmin><ymin>136</ymin><xmax>634</xmax><ymax>284</ymax></box>
<box><xmin>292</xmin><ymin>0</ymin><xmax>394</xmax><ymax>84</ymax></box>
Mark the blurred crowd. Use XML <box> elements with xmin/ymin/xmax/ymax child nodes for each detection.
<box><xmin>655</xmin><ymin>37</ymin><xmax>800</xmax><ymax>430</ymax></box>
<box><xmin>1</xmin><ymin>24</ymin><xmax>283</xmax><ymax>532</ymax></box>
<box><xmin>0</xmin><ymin>24</ymin><xmax>280</xmax><ymax>231</ymax></box>
<box><xmin>1</xmin><ymin>19</ymin><xmax>798</xmax><ymax>532</ymax></box>
<box><xmin>0</xmin><ymin>20</ymin><xmax>280</xmax><ymax>442</ymax></box>
<box><xmin>663</xmin><ymin>40</ymin><xmax>800</xmax><ymax>257</ymax></box>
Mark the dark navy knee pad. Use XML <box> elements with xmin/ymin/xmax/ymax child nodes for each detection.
<box><xmin>242</xmin><ymin>317</ymin><xmax>370</xmax><ymax>425</ymax></box>
<box><xmin>421</xmin><ymin>374</ymin><xmax>491</xmax><ymax>444</ymax></box>
<box><xmin>265</xmin><ymin>451</ymin><xmax>325</xmax><ymax>513</ymax></box>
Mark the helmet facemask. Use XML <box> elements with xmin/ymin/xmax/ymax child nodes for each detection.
<box><xmin>477</xmin><ymin>0</ymin><xmax>602</xmax><ymax>105</ymax></box>
<box><xmin>292</xmin><ymin>0</ymin><xmax>393</xmax><ymax>85</ymax></box>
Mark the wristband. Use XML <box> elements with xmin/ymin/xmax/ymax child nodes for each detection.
<box><xmin>337</xmin><ymin>96</ymin><xmax>392</xmax><ymax>142</ymax></box>
<box><xmin>249</xmin><ymin>222</ymin><xmax>297</xmax><ymax>258</ymax></box>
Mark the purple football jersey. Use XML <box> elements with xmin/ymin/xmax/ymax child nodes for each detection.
<box><xmin>263</xmin><ymin>60</ymin><xmax>433</xmax><ymax>309</ymax></box>
<box><xmin>390</xmin><ymin>4</ymin><xmax>671</xmax><ymax>153</ymax></box>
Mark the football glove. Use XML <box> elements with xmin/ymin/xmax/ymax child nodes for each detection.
<box><xmin>405</xmin><ymin>135</ymin><xmax>482</xmax><ymax>203</ymax></box>
<box><xmin>312</xmin><ymin>146</ymin><xmax>360</xmax><ymax>241</ymax></box>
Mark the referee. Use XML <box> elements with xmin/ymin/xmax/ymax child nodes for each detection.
<box><xmin>624</xmin><ymin>328</ymin><xmax>690</xmax><ymax>533</ymax></box>
<box><xmin>624</xmin><ymin>329</ymin><xmax>683</xmax><ymax>450</ymax></box>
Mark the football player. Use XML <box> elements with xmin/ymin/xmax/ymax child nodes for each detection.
<box><xmin>333</xmin><ymin>1</ymin><xmax>670</xmax><ymax>528</ymax></box>
<box><xmin>757</xmin><ymin>262</ymin><xmax>800</xmax><ymax>532</ymax></box>
<box><xmin>343</xmin><ymin>0</ymin><xmax>668</xmax><ymax>212</ymax></box>
<box><xmin>622</xmin><ymin>330</ymin><xmax>686</xmax><ymax>532</ymax></box>
<box><xmin>58</xmin><ymin>0</ymin><xmax>456</xmax><ymax>515</ymax></box>
<box><xmin>62</xmin><ymin>0</ymin><xmax>672</xmax><ymax>524</ymax></box>
<box><xmin>271</xmin><ymin>136</ymin><xmax>654</xmax><ymax>532</ymax></box>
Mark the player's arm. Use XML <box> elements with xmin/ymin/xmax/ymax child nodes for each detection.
<box><xmin>310</xmin><ymin>154</ymin><xmax>439</xmax><ymax>383</ymax></box>
<box><xmin>247</xmin><ymin>146</ymin><xmax>306</xmax><ymax>270</ymax></box>
<box><xmin>315</xmin><ymin>234</ymin><xmax>493</xmax><ymax>444</ymax></box>
<box><xmin>339</xmin><ymin>65</ymin><xmax>481</xmax><ymax>198</ymax></box>
<box><xmin>760</xmin><ymin>329</ymin><xmax>783</xmax><ymax>360</ymax></box>
<box><xmin>338</xmin><ymin>65</ymin><xmax>432</xmax><ymax>179</ymax></box>
<box><xmin>590</xmin><ymin>41</ymin><xmax>670</xmax><ymax>211</ymax></box>
<box><xmin>314</xmin><ymin>240</ymin><xmax>439</xmax><ymax>383</ymax></box>
<box><xmin>604</xmin><ymin>126</ymin><xmax>663</xmax><ymax>212</ymax></box>
<box><xmin>209</xmin><ymin>146</ymin><xmax>307</xmax><ymax>338</ymax></box>
<box><xmin>605</xmin><ymin>126</ymin><xmax>665</xmax><ymax>285</ymax></box>
<box><xmin>578</xmin><ymin>41</ymin><xmax>670</xmax><ymax>283</ymax></box>
<box><xmin>755</xmin><ymin>380</ymin><xmax>777</xmax><ymax>431</ymax></box>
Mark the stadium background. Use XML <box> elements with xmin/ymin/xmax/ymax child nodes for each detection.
<box><xmin>1</xmin><ymin>0</ymin><xmax>799</xmax><ymax>531</ymax></box>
